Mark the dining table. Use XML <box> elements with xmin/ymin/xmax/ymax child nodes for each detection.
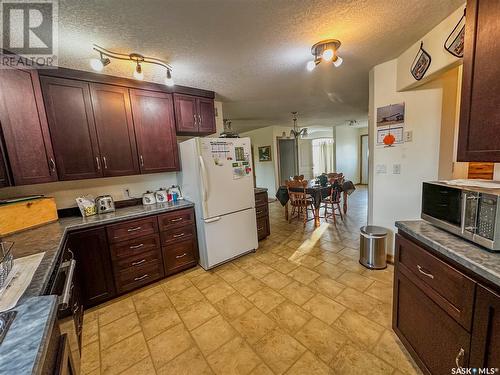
<box><xmin>275</xmin><ymin>180</ymin><xmax>355</xmax><ymax>227</ymax></box>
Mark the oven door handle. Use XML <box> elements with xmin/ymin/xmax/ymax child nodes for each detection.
<box><xmin>59</xmin><ymin>259</ymin><xmax>76</xmax><ymax>311</ymax></box>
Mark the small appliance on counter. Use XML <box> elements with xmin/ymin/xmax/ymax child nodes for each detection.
<box><xmin>421</xmin><ymin>180</ymin><xmax>500</xmax><ymax>251</ymax></box>
<box><xmin>95</xmin><ymin>195</ymin><xmax>115</xmax><ymax>214</ymax></box>
<box><xmin>155</xmin><ymin>188</ymin><xmax>169</xmax><ymax>203</ymax></box>
<box><xmin>168</xmin><ymin>185</ymin><xmax>183</xmax><ymax>201</ymax></box>
<box><xmin>142</xmin><ymin>191</ymin><xmax>156</xmax><ymax>205</ymax></box>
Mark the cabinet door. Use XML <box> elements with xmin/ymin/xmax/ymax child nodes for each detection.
<box><xmin>41</xmin><ymin>77</ymin><xmax>102</xmax><ymax>180</ymax></box>
<box><xmin>90</xmin><ymin>83</ymin><xmax>139</xmax><ymax>177</ymax></box>
<box><xmin>457</xmin><ymin>0</ymin><xmax>500</xmax><ymax>161</ymax></box>
<box><xmin>470</xmin><ymin>285</ymin><xmax>500</xmax><ymax>368</ymax></box>
<box><xmin>129</xmin><ymin>89</ymin><xmax>179</xmax><ymax>173</ymax></box>
<box><xmin>173</xmin><ymin>94</ymin><xmax>198</xmax><ymax>134</ymax></box>
<box><xmin>0</xmin><ymin>139</ymin><xmax>11</xmax><ymax>187</ymax></box>
<box><xmin>67</xmin><ymin>228</ymin><xmax>116</xmax><ymax>308</ymax></box>
<box><xmin>0</xmin><ymin>66</ymin><xmax>57</xmax><ymax>185</ymax></box>
<box><xmin>198</xmin><ymin>98</ymin><xmax>216</xmax><ymax>134</ymax></box>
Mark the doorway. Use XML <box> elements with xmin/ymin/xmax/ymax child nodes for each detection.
<box><xmin>360</xmin><ymin>134</ymin><xmax>368</xmax><ymax>184</ymax></box>
<box><xmin>277</xmin><ymin>138</ymin><xmax>297</xmax><ymax>184</ymax></box>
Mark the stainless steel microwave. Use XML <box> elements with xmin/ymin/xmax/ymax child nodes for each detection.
<box><xmin>421</xmin><ymin>181</ymin><xmax>500</xmax><ymax>251</ymax></box>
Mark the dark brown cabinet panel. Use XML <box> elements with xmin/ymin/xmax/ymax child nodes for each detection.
<box><xmin>198</xmin><ymin>97</ymin><xmax>216</xmax><ymax>134</ymax></box>
<box><xmin>67</xmin><ymin>227</ymin><xmax>116</xmax><ymax>308</ymax></box>
<box><xmin>41</xmin><ymin>76</ymin><xmax>102</xmax><ymax>180</ymax></box>
<box><xmin>90</xmin><ymin>83</ymin><xmax>139</xmax><ymax>177</ymax></box>
<box><xmin>458</xmin><ymin>0</ymin><xmax>500</xmax><ymax>161</ymax></box>
<box><xmin>130</xmin><ymin>89</ymin><xmax>179</xmax><ymax>173</ymax></box>
<box><xmin>0</xmin><ymin>65</ymin><xmax>57</xmax><ymax>185</ymax></box>
<box><xmin>173</xmin><ymin>94</ymin><xmax>198</xmax><ymax>134</ymax></box>
<box><xmin>470</xmin><ymin>285</ymin><xmax>500</xmax><ymax>369</ymax></box>
<box><xmin>0</xmin><ymin>138</ymin><xmax>11</xmax><ymax>187</ymax></box>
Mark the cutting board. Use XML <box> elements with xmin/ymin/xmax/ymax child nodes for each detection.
<box><xmin>0</xmin><ymin>197</ymin><xmax>58</xmax><ymax>236</ymax></box>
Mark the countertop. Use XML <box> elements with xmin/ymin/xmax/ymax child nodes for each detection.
<box><xmin>5</xmin><ymin>199</ymin><xmax>194</xmax><ymax>300</ymax></box>
<box><xmin>0</xmin><ymin>296</ymin><xmax>58</xmax><ymax>374</ymax></box>
<box><xmin>396</xmin><ymin>220</ymin><xmax>500</xmax><ymax>288</ymax></box>
<box><xmin>254</xmin><ymin>187</ymin><xmax>268</xmax><ymax>194</ymax></box>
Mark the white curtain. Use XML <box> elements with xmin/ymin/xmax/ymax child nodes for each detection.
<box><xmin>312</xmin><ymin>138</ymin><xmax>334</xmax><ymax>176</ymax></box>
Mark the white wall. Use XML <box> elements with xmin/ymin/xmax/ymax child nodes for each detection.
<box><xmin>0</xmin><ymin>101</ymin><xmax>224</xmax><ymax>209</ymax></box>
<box><xmin>333</xmin><ymin>126</ymin><xmax>368</xmax><ymax>184</ymax></box>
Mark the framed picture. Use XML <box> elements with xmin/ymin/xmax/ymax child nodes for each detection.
<box><xmin>258</xmin><ymin>146</ymin><xmax>272</xmax><ymax>162</ymax></box>
<box><xmin>376</xmin><ymin>103</ymin><xmax>405</xmax><ymax>127</ymax></box>
<box><xmin>410</xmin><ymin>42</ymin><xmax>431</xmax><ymax>81</ymax></box>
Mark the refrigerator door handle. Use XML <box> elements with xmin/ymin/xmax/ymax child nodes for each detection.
<box><xmin>199</xmin><ymin>155</ymin><xmax>209</xmax><ymax>202</ymax></box>
<box><xmin>204</xmin><ymin>216</ymin><xmax>221</xmax><ymax>223</ymax></box>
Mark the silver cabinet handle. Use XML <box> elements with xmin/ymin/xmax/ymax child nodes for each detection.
<box><xmin>102</xmin><ymin>156</ymin><xmax>108</xmax><ymax>169</ymax></box>
<box><xmin>96</xmin><ymin>156</ymin><xmax>101</xmax><ymax>170</ymax></box>
<box><xmin>173</xmin><ymin>233</ymin><xmax>185</xmax><ymax>238</ymax></box>
<box><xmin>176</xmin><ymin>253</ymin><xmax>187</xmax><ymax>259</ymax></box>
<box><xmin>127</xmin><ymin>226</ymin><xmax>142</xmax><ymax>232</ymax></box>
<box><xmin>198</xmin><ymin>114</ymin><xmax>202</xmax><ymax>125</ymax></box>
<box><xmin>49</xmin><ymin>158</ymin><xmax>56</xmax><ymax>173</ymax></box>
<box><xmin>140</xmin><ymin>155</ymin><xmax>144</xmax><ymax>167</ymax></box>
<box><xmin>417</xmin><ymin>265</ymin><xmax>434</xmax><ymax>279</ymax></box>
<box><xmin>193</xmin><ymin>114</ymin><xmax>197</xmax><ymax>125</ymax></box>
<box><xmin>134</xmin><ymin>274</ymin><xmax>149</xmax><ymax>281</ymax></box>
<box><xmin>455</xmin><ymin>348</ymin><xmax>465</xmax><ymax>368</ymax></box>
<box><xmin>257</xmin><ymin>227</ymin><xmax>264</xmax><ymax>231</ymax></box>
<box><xmin>132</xmin><ymin>259</ymin><xmax>146</xmax><ymax>266</ymax></box>
<box><xmin>256</xmin><ymin>210</ymin><xmax>263</xmax><ymax>215</ymax></box>
<box><xmin>171</xmin><ymin>217</ymin><xmax>183</xmax><ymax>222</ymax></box>
<box><xmin>67</xmin><ymin>248</ymin><xmax>74</xmax><ymax>261</ymax></box>
<box><xmin>59</xmin><ymin>259</ymin><xmax>76</xmax><ymax>311</ymax></box>
<box><xmin>129</xmin><ymin>243</ymin><xmax>144</xmax><ymax>249</ymax></box>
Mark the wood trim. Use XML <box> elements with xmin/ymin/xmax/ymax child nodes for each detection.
<box><xmin>39</xmin><ymin>67</ymin><xmax>215</xmax><ymax>99</ymax></box>
<box><xmin>359</xmin><ymin>134</ymin><xmax>368</xmax><ymax>185</ymax></box>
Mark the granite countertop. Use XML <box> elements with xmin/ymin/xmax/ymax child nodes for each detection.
<box><xmin>254</xmin><ymin>187</ymin><xmax>268</xmax><ymax>194</ymax></box>
<box><xmin>396</xmin><ymin>220</ymin><xmax>500</xmax><ymax>287</ymax></box>
<box><xmin>5</xmin><ymin>199</ymin><xmax>194</xmax><ymax>299</ymax></box>
<box><xmin>0</xmin><ymin>296</ymin><xmax>58</xmax><ymax>374</ymax></box>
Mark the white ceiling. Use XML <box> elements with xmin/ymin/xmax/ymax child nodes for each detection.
<box><xmin>57</xmin><ymin>0</ymin><xmax>464</xmax><ymax>132</ymax></box>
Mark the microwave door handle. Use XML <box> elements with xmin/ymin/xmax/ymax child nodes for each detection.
<box><xmin>461</xmin><ymin>192</ymin><xmax>467</xmax><ymax>234</ymax></box>
<box><xmin>59</xmin><ymin>259</ymin><xmax>76</xmax><ymax>311</ymax></box>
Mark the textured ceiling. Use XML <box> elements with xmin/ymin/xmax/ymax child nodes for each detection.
<box><xmin>57</xmin><ymin>0</ymin><xmax>464</xmax><ymax>131</ymax></box>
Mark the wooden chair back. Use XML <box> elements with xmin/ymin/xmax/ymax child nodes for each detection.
<box><xmin>286</xmin><ymin>180</ymin><xmax>308</xmax><ymax>205</ymax></box>
<box><xmin>293</xmin><ymin>175</ymin><xmax>305</xmax><ymax>181</ymax></box>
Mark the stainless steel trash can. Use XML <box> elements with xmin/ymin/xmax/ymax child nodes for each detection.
<box><xmin>359</xmin><ymin>226</ymin><xmax>388</xmax><ymax>270</ymax></box>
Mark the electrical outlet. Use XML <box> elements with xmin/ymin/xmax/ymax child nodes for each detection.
<box><xmin>376</xmin><ymin>164</ymin><xmax>387</xmax><ymax>174</ymax></box>
<box><xmin>404</xmin><ymin>130</ymin><xmax>413</xmax><ymax>142</ymax></box>
<box><xmin>123</xmin><ymin>188</ymin><xmax>131</xmax><ymax>199</ymax></box>
<box><xmin>393</xmin><ymin>164</ymin><xmax>401</xmax><ymax>174</ymax></box>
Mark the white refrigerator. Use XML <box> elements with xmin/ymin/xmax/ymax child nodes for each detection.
<box><xmin>179</xmin><ymin>137</ymin><xmax>258</xmax><ymax>269</ymax></box>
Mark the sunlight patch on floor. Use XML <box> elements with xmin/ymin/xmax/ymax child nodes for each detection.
<box><xmin>288</xmin><ymin>222</ymin><xmax>330</xmax><ymax>262</ymax></box>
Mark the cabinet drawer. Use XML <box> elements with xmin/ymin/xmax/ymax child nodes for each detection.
<box><xmin>257</xmin><ymin>216</ymin><xmax>269</xmax><ymax>241</ymax></box>
<box><xmin>394</xmin><ymin>271</ymin><xmax>470</xmax><ymax>375</ymax></box>
<box><xmin>107</xmin><ymin>216</ymin><xmax>158</xmax><ymax>244</ymax></box>
<box><xmin>110</xmin><ymin>234</ymin><xmax>160</xmax><ymax>259</ymax></box>
<box><xmin>114</xmin><ymin>248</ymin><xmax>163</xmax><ymax>272</ymax></box>
<box><xmin>255</xmin><ymin>192</ymin><xmax>268</xmax><ymax>207</ymax></box>
<box><xmin>255</xmin><ymin>205</ymin><xmax>268</xmax><ymax>218</ymax></box>
<box><xmin>115</xmin><ymin>260</ymin><xmax>164</xmax><ymax>293</ymax></box>
<box><xmin>396</xmin><ymin>234</ymin><xmax>475</xmax><ymax>330</ymax></box>
<box><xmin>158</xmin><ymin>208</ymin><xmax>194</xmax><ymax>231</ymax></box>
<box><xmin>161</xmin><ymin>225</ymin><xmax>195</xmax><ymax>245</ymax></box>
<box><xmin>163</xmin><ymin>238</ymin><xmax>197</xmax><ymax>274</ymax></box>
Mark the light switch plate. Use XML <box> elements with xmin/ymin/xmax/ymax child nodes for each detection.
<box><xmin>376</xmin><ymin>164</ymin><xmax>387</xmax><ymax>174</ymax></box>
<box><xmin>393</xmin><ymin>164</ymin><xmax>401</xmax><ymax>174</ymax></box>
<box><xmin>404</xmin><ymin>131</ymin><xmax>413</xmax><ymax>142</ymax></box>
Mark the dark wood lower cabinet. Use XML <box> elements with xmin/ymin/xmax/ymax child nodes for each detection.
<box><xmin>255</xmin><ymin>190</ymin><xmax>270</xmax><ymax>241</ymax></box>
<box><xmin>394</xmin><ymin>232</ymin><xmax>500</xmax><ymax>375</ymax></box>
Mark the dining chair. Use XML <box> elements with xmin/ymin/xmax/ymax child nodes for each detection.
<box><xmin>293</xmin><ymin>175</ymin><xmax>305</xmax><ymax>181</ymax></box>
<box><xmin>286</xmin><ymin>180</ymin><xmax>315</xmax><ymax>225</ymax></box>
<box><xmin>321</xmin><ymin>178</ymin><xmax>343</xmax><ymax>224</ymax></box>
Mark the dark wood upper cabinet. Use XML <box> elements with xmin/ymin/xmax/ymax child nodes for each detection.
<box><xmin>67</xmin><ymin>227</ymin><xmax>116</xmax><ymax>308</ymax></box>
<box><xmin>198</xmin><ymin>97</ymin><xmax>216</xmax><ymax>135</ymax></box>
<box><xmin>41</xmin><ymin>76</ymin><xmax>103</xmax><ymax>180</ymax></box>
<box><xmin>130</xmin><ymin>89</ymin><xmax>179</xmax><ymax>173</ymax></box>
<box><xmin>173</xmin><ymin>94</ymin><xmax>198</xmax><ymax>134</ymax></box>
<box><xmin>90</xmin><ymin>83</ymin><xmax>140</xmax><ymax>177</ymax></box>
<box><xmin>173</xmin><ymin>94</ymin><xmax>216</xmax><ymax>135</ymax></box>
<box><xmin>457</xmin><ymin>0</ymin><xmax>500</xmax><ymax>162</ymax></box>
<box><xmin>0</xmin><ymin>65</ymin><xmax>57</xmax><ymax>185</ymax></box>
<box><xmin>470</xmin><ymin>285</ymin><xmax>500</xmax><ymax>369</ymax></box>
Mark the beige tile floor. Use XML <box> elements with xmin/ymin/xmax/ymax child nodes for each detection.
<box><xmin>81</xmin><ymin>186</ymin><xmax>422</xmax><ymax>375</ymax></box>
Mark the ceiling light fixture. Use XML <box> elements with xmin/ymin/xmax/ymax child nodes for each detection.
<box><xmin>290</xmin><ymin>112</ymin><xmax>308</xmax><ymax>139</ymax></box>
<box><xmin>91</xmin><ymin>44</ymin><xmax>174</xmax><ymax>85</ymax></box>
<box><xmin>306</xmin><ymin>39</ymin><xmax>343</xmax><ymax>71</ymax></box>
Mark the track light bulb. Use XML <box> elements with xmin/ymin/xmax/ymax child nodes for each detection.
<box><xmin>322</xmin><ymin>49</ymin><xmax>334</xmax><ymax>62</ymax></box>
<box><xmin>90</xmin><ymin>58</ymin><xmax>104</xmax><ymax>72</ymax></box>
<box><xmin>165</xmin><ymin>69</ymin><xmax>174</xmax><ymax>86</ymax></box>
<box><xmin>306</xmin><ymin>60</ymin><xmax>316</xmax><ymax>71</ymax></box>
<box><xmin>134</xmin><ymin>63</ymin><xmax>144</xmax><ymax>80</ymax></box>
<box><xmin>333</xmin><ymin>56</ymin><xmax>343</xmax><ymax>67</ymax></box>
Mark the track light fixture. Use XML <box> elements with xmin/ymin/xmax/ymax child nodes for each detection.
<box><xmin>306</xmin><ymin>39</ymin><xmax>343</xmax><ymax>71</ymax></box>
<box><xmin>91</xmin><ymin>44</ymin><xmax>174</xmax><ymax>85</ymax></box>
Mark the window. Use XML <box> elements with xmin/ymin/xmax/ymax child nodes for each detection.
<box><xmin>312</xmin><ymin>138</ymin><xmax>334</xmax><ymax>176</ymax></box>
